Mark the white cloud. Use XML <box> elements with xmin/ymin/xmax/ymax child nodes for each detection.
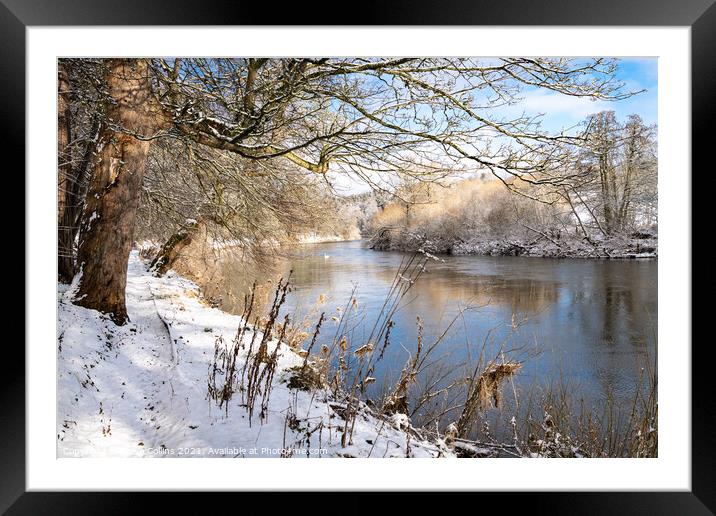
<box><xmin>515</xmin><ymin>89</ymin><xmax>610</xmax><ymax>120</ymax></box>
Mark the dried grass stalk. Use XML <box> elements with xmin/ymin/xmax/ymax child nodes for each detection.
<box><xmin>475</xmin><ymin>361</ymin><xmax>522</xmax><ymax>410</ymax></box>
<box><xmin>456</xmin><ymin>360</ymin><xmax>522</xmax><ymax>438</ymax></box>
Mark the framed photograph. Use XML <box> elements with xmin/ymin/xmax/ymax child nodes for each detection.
<box><xmin>8</xmin><ymin>0</ymin><xmax>710</xmax><ymax>511</ymax></box>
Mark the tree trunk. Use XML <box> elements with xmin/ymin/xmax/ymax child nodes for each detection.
<box><xmin>618</xmin><ymin>125</ymin><xmax>639</xmax><ymax>232</ymax></box>
<box><xmin>73</xmin><ymin>59</ymin><xmax>165</xmax><ymax>324</ymax></box>
<box><xmin>58</xmin><ymin>61</ymin><xmax>102</xmax><ymax>283</ymax></box>
<box><xmin>57</xmin><ymin>61</ymin><xmax>75</xmax><ymax>283</ymax></box>
<box><xmin>149</xmin><ymin>220</ymin><xmax>200</xmax><ymax>276</ymax></box>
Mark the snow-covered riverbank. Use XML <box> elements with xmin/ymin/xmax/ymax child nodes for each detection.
<box><xmin>297</xmin><ymin>230</ymin><xmax>361</xmax><ymax>244</ymax></box>
<box><xmin>370</xmin><ymin>228</ymin><xmax>658</xmax><ymax>259</ymax></box>
<box><xmin>57</xmin><ymin>252</ymin><xmax>452</xmax><ymax>458</ymax></box>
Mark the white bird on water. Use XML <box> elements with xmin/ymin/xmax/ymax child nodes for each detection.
<box><xmin>324</xmin><ymin>253</ymin><xmax>330</xmax><ymax>259</ymax></box>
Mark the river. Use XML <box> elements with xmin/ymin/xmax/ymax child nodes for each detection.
<box><xmin>206</xmin><ymin>240</ymin><xmax>657</xmax><ymax>440</ymax></box>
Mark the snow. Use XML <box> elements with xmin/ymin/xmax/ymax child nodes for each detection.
<box><xmin>57</xmin><ymin>252</ymin><xmax>452</xmax><ymax>458</ymax></box>
<box><xmin>65</xmin><ymin>265</ymin><xmax>84</xmax><ymax>300</ymax></box>
<box><xmin>297</xmin><ymin>231</ymin><xmax>361</xmax><ymax>244</ymax></box>
<box><xmin>449</xmin><ymin>234</ymin><xmax>658</xmax><ymax>259</ymax></box>
<box><xmin>372</xmin><ymin>226</ymin><xmax>657</xmax><ymax>259</ymax></box>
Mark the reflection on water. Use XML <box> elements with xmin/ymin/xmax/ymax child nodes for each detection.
<box><xmin>203</xmin><ymin>240</ymin><xmax>657</xmax><ymax>430</ymax></box>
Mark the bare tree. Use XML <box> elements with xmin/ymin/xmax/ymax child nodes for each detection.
<box><xmin>57</xmin><ymin>61</ymin><xmax>73</xmax><ymax>282</ymax></box>
<box><xmin>136</xmin><ymin>137</ymin><xmax>334</xmax><ymax>273</ymax></box>
<box><xmin>64</xmin><ymin>57</ymin><xmax>637</xmax><ymax>323</ymax></box>
<box><xmin>575</xmin><ymin>111</ymin><xmax>656</xmax><ymax>235</ymax></box>
<box><xmin>57</xmin><ymin>59</ymin><xmax>103</xmax><ymax>282</ymax></box>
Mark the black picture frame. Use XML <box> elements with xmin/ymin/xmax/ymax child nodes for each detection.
<box><xmin>6</xmin><ymin>0</ymin><xmax>709</xmax><ymax>513</ymax></box>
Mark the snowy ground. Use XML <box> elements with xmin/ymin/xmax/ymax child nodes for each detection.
<box><xmin>450</xmin><ymin>233</ymin><xmax>658</xmax><ymax>259</ymax></box>
<box><xmin>297</xmin><ymin>231</ymin><xmax>361</xmax><ymax>244</ymax></box>
<box><xmin>57</xmin><ymin>252</ymin><xmax>452</xmax><ymax>458</ymax></box>
<box><xmin>371</xmin><ymin>227</ymin><xmax>658</xmax><ymax>259</ymax></box>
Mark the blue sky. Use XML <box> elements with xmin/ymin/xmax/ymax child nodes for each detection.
<box><xmin>505</xmin><ymin>58</ymin><xmax>657</xmax><ymax>133</ymax></box>
<box><xmin>606</xmin><ymin>57</ymin><xmax>658</xmax><ymax>124</ymax></box>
